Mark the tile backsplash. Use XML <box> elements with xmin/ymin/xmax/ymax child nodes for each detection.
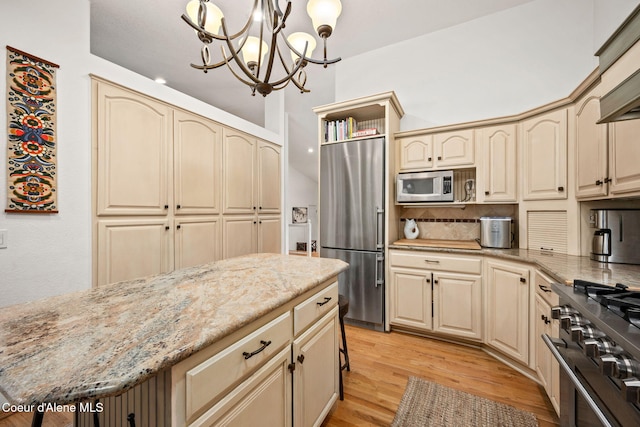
<box><xmin>398</xmin><ymin>205</ymin><xmax>518</xmax><ymax>242</ymax></box>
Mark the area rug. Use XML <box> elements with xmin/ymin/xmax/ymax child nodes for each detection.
<box><xmin>391</xmin><ymin>377</ymin><xmax>538</xmax><ymax>427</ymax></box>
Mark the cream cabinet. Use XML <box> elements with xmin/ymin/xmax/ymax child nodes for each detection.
<box><xmin>223</xmin><ymin>130</ymin><xmax>281</xmax><ymax>215</ymax></box>
<box><xmin>174</xmin><ymin>110</ymin><xmax>222</xmax><ymax>214</ymax></box>
<box><xmin>533</xmin><ymin>271</ymin><xmax>560</xmax><ymax>415</ymax></box>
<box><xmin>175</xmin><ymin>217</ymin><xmax>221</xmax><ymax>270</ymax></box>
<box><xmin>222</xmin><ymin>215</ymin><xmax>282</xmax><ymax>258</ymax></box>
<box><xmin>95</xmin><ymin>81</ymin><xmax>172</xmax><ymax>216</ymax></box>
<box><xmin>389</xmin><ymin>250</ymin><xmax>483</xmax><ymax>341</ymax></box>
<box><xmin>575</xmin><ymin>86</ymin><xmax>609</xmax><ymax>199</ymax></box>
<box><xmin>520</xmin><ymin>109</ymin><xmax>568</xmax><ymax>200</ymax></box>
<box><xmin>170</xmin><ymin>280</ymin><xmax>339</xmax><ymax>427</ymax></box>
<box><xmin>478</xmin><ymin>124</ymin><xmax>517</xmax><ymax>202</ymax></box>
<box><xmin>608</xmin><ymin>120</ymin><xmax>640</xmax><ymax>196</ymax></box>
<box><xmin>397</xmin><ymin>136</ymin><xmax>433</xmax><ymax>171</ymax></box>
<box><xmin>485</xmin><ymin>259</ymin><xmax>531</xmax><ymax>365</ymax></box>
<box><xmin>397</xmin><ymin>129</ymin><xmax>474</xmax><ymax>172</ymax></box>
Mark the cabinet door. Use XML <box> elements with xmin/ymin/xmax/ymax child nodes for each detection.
<box><xmin>257</xmin><ymin>141</ymin><xmax>281</xmax><ymax>214</ymax></box>
<box><xmin>485</xmin><ymin>260</ymin><xmax>530</xmax><ymax>364</ymax></box>
<box><xmin>292</xmin><ymin>307</ymin><xmax>339</xmax><ymax>427</ymax></box>
<box><xmin>175</xmin><ymin>217</ymin><xmax>220</xmax><ymax>270</ymax></box>
<box><xmin>389</xmin><ymin>268</ymin><xmax>432</xmax><ymax>331</ymax></box>
<box><xmin>189</xmin><ymin>347</ymin><xmax>292</xmax><ymax>427</ymax></box>
<box><xmin>258</xmin><ymin>215</ymin><xmax>281</xmax><ymax>254</ymax></box>
<box><xmin>575</xmin><ymin>90</ymin><xmax>608</xmax><ymax>199</ymax></box>
<box><xmin>433</xmin><ymin>129</ymin><xmax>475</xmax><ymax>168</ymax></box>
<box><xmin>535</xmin><ymin>296</ymin><xmax>552</xmax><ymax>397</ymax></box>
<box><xmin>480</xmin><ymin>124</ymin><xmax>517</xmax><ymax>202</ymax></box>
<box><xmin>398</xmin><ymin>136</ymin><xmax>433</xmax><ymax>171</ymax></box>
<box><xmin>223</xmin><ymin>130</ymin><xmax>256</xmax><ymax>214</ymax></box>
<box><xmin>222</xmin><ymin>216</ymin><xmax>257</xmax><ymax>259</ymax></box>
<box><xmin>520</xmin><ymin>109</ymin><xmax>567</xmax><ymax>200</ymax></box>
<box><xmin>433</xmin><ymin>272</ymin><xmax>482</xmax><ymax>340</ymax></box>
<box><xmin>96</xmin><ymin>82</ymin><xmax>172</xmax><ymax>216</ymax></box>
<box><xmin>609</xmin><ymin>120</ymin><xmax>640</xmax><ymax>196</ymax></box>
<box><xmin>174</xmin><ymin>110</ymin><xmax>222</xmax><ymax>214</ymax></box>
<box><xmin>97</xmin><ymin>219</ymin><xmax>172</xmax><ymax>286</ymax></box>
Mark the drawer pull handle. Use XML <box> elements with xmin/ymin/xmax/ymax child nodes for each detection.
<box><xmin>317</xmin><ymin>296</ymin><xmax>332</xmax><ymax>306</ymax></box>
<box><xmin>243</xmin><ymin>340</ymin><xmax>272</xmax><ymax>360</ymax></box>
<box><xmin>538</xmin><ymin>284</ymin><xmax>552</xmax><ymax>293</ymax></box>
<box><xmin>424</xmin><ymin>259</ymin><xmax>440</xmax><ymax>264</ymax></box>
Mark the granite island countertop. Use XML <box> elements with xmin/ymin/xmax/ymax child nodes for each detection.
<box><xmin>389</xmin><ymin>242</ymin><xmax>640</xmax><ymax>289</ymax></box>
<box><xmin>0</xmin><ymin>253</ymin><xmax>348</xmax><ymax>406</ymax></box>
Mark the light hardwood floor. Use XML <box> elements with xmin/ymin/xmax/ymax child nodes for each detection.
<box><xmin>323</xmin><ymin>324</ymin><xmax>560</xmax><ymax>427</ymax></box>
<box><xmin>0</xmin><ymin>324</ymin><xmax>559</xmax><ymax>426</ymax></box>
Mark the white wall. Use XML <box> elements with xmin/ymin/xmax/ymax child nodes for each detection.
<box><xmin>334</xmin><ymin>0</ymin><xmax>635</xmax><ymax>130</ymax></box>
<box><xmin>0</xmin><ymin>0</ymin><xmax>280</xmax><ymax>308</ymax></box>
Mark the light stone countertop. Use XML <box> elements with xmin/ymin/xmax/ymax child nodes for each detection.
<box><xmin>388</xmin><ymin>243</ymin><xmax>640</xmax><ymax>288</ymax></box>
<box><xmin>0</xmin><ymin>254</ymin><xmax>348</xmax><ymax>406</ymax></box>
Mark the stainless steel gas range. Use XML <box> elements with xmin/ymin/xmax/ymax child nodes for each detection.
<box><xmin>545</xmin><ymin>280</ymin><xmax>640</xmax><ymax>426</ymax></box>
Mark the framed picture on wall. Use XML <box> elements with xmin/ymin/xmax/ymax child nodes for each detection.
<box><xmin>292</xmin><ymin>207</ymin><xmax>308</xmax><ymax>223</ymax></box>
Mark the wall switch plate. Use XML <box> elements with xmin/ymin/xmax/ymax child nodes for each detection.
<box><xmin>0</xmin><ymin>229</ymin><xmax>7</xmax><ymax>249</ymax></box>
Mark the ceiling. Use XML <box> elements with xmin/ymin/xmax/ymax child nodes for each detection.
<box><xmin>90</xmin><ymin>0</ymin><xmax>535</xmax><ymax>181</ymax></box>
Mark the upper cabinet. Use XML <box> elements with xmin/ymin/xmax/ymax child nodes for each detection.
<box><xmin>174</xmin><ymin>110</ymin><xmax>222</xmax><ymax>215</ymax></box>
<box><xmin>608</xmin><ymin>120</ymin><xmax>640</xmax><ymax>196</ymax></box>
<box><xmin>96</xmin><ymin>82</ymin><xmax>172</xmax><ymax>216</ymax></box>
<box><xmin>478</xmin><ymin>124</ymin><xmax>517</xmax><ymax>202</ymax></box>
<box><xmin>397</xmin><ymin>130</ymin><xmax>475</xmax><ymax>172</ymax></box>
<box><xmin>520</xmin><ymin>109</ymin><xmax>568</xmax><ymax>201</ymax></box>
<box><xmin>575</xmin><ymin>86</ymin><xmax>609</xmax><ymax>199</ymax></box>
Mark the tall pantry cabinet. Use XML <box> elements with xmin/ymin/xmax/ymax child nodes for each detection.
<box><xmin>92</xmin><ymin>78</ymin><xmax>281</xmax><ymax>286</ymax></box>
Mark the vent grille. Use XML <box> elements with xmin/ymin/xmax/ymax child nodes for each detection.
<box><xmin>527</xmin><ymin>210</ymin><xmax>567</xmax><ymax>253</ymax></box>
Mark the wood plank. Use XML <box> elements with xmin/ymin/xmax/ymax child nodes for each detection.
<box><xmin>322</xmin><ymin>325</ymin><xmax>560</xmax><ymax>427</ymax></box>
<box><xmin>393</xmin><ymin>238</ymin><xmax>482</xmax><ymax>250</ymax></box>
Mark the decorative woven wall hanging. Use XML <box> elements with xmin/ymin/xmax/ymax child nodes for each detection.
<box><xmin>6</xmin><ymin>46</ymin><xmax>59</xmax><ymax>213</ymax></box>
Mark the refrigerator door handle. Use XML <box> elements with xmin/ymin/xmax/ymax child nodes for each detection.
<box><xmin>376</xmin><ymin>206</ymin><xmax>384</xmax><ymax>249</ymax></box>
<box><xmin>375</xmin><ymin>253</ymin><xmax>384</xmax><ymax>287</ymax></box>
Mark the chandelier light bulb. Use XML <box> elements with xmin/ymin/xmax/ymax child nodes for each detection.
<box><xmin>307</xmin><ymin>0</ymin><xmax>342</xmax><ymax>37</ymax></box>
<box><xmin>241</xmin><ymin>36</ymin><xmax>269</xmax><ymax>68</ymax></box>
<box><xmin>186</xmin><ymin>0</ymin><xmax>224</xmax><ymax>35</ymax></box>
<box><xmin>288</xmin><ymin>32</ymin><xmax>317</xmax><ymax>64</ymax></box>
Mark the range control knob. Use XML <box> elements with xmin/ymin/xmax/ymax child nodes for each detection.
<box><xmin>551</xmin><ymin>305</ymin><xmax>578</xmax><ymax>319</ymax></box>
<box><xmin>600</xmin><ymin>354</ymin><xmax>640</xmax><ymax>379</ymax></box>
<box><xmin>584</xmin><ymin>338</ymin><xmax>624</xmax><ymax>358</ymax></box>
<box><xmin>621</xmin><ymin>378</ymin><xmax>640</xmax><ymax>403</ymax></box>
<box><xmin>560</xmin><ymin>314</ymin><xmax>589</xmax><ymax>330</ymax></box>
<box><xmin>571</xmin><ymin>325</ymin><xmax>606</xmax><ymax>343</ymax></box>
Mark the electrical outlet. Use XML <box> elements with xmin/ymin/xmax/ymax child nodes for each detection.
<box><xmin>0</xmin><ymin>229</ymin><xmax>7</xmax><ymax>249</ymax></box>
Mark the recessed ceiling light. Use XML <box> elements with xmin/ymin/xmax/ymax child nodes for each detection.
<box><xmin>308</xmin><ymin>148</ymin><xmax>314</xmax><ymax>153</ymax></box>
<box><xmin>155</xmin><ymin>78</ymin><xmax>167</xmax><ymax>84</ymax></box>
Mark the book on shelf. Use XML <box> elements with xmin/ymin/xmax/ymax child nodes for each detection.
<box><xmin>352</xmin><ymin>128</ymin><xmax>379</xmax><ymax>137</ymax></box>
<box><xmin>323</xmin><ymin>116</ymin><xmax>358</xmax><ymax>142</ymax></box>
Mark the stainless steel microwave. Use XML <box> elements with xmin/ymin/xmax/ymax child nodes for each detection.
<box><xmin>396</xmin><ymin>170</ymin><xmax>454</xmax><ymax>203</ymax></box>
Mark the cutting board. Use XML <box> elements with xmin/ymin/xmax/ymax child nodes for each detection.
<box><xmin>393</xmin><ymin>238</ymin><xmax>482</xmax><ymax>250</ymax></box>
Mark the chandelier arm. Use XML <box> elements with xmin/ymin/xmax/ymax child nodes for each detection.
<box><xmin>280</xmin><ymin>31</ymin><xmax>341</xmax><ymax>66</ymax></box>
<box><xmin>261</xmin><ymin>10</ymin><xmax>283</xmax><ymax>83</ymax></box>
<box><xmin>218</xmin><ymin>23</ymin><xmax>264</xmax><ymax>85</ymax></box>
<box><xmin>180</xmin><ymin>0</ymin><xmax>259</xmax><ymax>42</ymax></box>
<box><xmin>270</xmin><ymin>1</ymin><xmax>291</xmax><ymax>35</ymax></box>
<box><xmin>267</xmin><ymin>41</ymin><xmax>307</xmax><ymax>88</ymax></box>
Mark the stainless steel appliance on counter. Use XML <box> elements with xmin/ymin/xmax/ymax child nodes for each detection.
<box><xmin>396</xmin><ymin>170</ymin><xmax>454</xmax><ymax>203</ymax></box>
<box><xmin>479</xmin><ymin>216</ymin><xmax>513</xmax><ymax>249</ymax></box>
<box><xmin>320</xmin><ymin>137</ymin><xmax>385</xmax><ymax>330</ymax></box>
<box><xmin>590</xmin><ymin>209</ymin><xmax>640</xmax><ymax>264</ymax></box>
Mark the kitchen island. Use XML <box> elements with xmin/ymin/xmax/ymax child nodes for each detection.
<box><xmin>0</xmin><ymin>253</ymin><xmax>348</xmax><ymax>426</ymax></box>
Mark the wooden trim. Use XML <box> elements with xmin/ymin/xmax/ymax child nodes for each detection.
<box><xmin>6</xmin><ymin>45</ymin><xmax>60</xmax><ymax>68</ymax></box>
<box><xmin>313</xmin><ymin>91</ymin><xmax>405</xmax><ymax>119</ymax></box>
<box><xmin>595</xmin><ymin>4</ymin><xmax>640</xmax><ymax>73</ymax></box>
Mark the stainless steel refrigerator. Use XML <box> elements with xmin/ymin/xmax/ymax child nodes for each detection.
<box><xmin>320</xmin><ymin>137</ymin><xmax>385</xmax><ymax>330</ymax></box>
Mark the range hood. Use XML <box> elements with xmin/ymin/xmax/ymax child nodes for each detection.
<box><xmin>596</xmin><ymin>4</ymin><xmax>640</xmax><ymax>124</ymax></box>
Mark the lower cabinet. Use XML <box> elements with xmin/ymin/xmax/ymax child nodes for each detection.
<box><xmin>222</xmin><ymin>215</ymin><xmax>282</xmax><ymax>258</ymax></box>
<box><xmin>533</xmin><ymin>271</ymin><xmax>560</xmax><ymax>415</ymax></box>
<box><xmin>389</xmin><ymin>250</ymin><xmax>483</xmax><ymax>341</ymax></box>
<box><xmin>485</xmin><ymin>259</ymin><xmax>531</xmax><ymax>365</ymax></box>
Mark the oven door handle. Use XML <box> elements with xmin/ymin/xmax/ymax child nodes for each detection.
<box><xmin>542</xmin><ymin>334</ymin><xmax>615</xmax><ymax>427</ymax></box>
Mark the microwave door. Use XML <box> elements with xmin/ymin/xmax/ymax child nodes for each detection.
<box><xmin>397</xmin><ymin>176</ymin><xmax>444</xmax><ymax>202</ymax></box>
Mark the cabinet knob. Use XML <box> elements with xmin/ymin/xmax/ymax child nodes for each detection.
<box><xmin>426</xmin><ymin>277</ymin><xmax>431</xmax><ymax>283</ymax></box>
<box><xmin>437</xmin><ymin>156</ymin><xmax>442</xmax><ymax>161</ymax></box>
<box><xmin>604</xmin><ymin>177</ymin><xmax>612</xmax><ymax>184</ymax></box>
<box><xmin>165</xmin><ymin>226</ymin><xmax>170</xmax><ymax>230</ymax></box>
<box><xmin>253</xmin><ymin>221</ymin><xmax>257</xmax><ymax>224</ymax></box>
<box><xmin>177</xmin><ymin>225</ymin><xmax>181</xmax><ymax>230</ymax></box>
<box><xmin>253</xmin><ymin>206</ymin><xmax>257</xmax><ymax>210</ymax></box>
<box><xmin>164</xmin><ymin>205</ymin><xmax>169</xmax><ymax>209</ymax></box>
<box><xmin>558</xmin><ymin>186</ymin><xmax>564</xmax><ymax>192</ymax></box>
<box><xmin>428</xmin><ymin>157</ymin><xmax>432</xmax><ymax>162</ymax></box>
<box><xmin>595</xmin><ymin>180</ymin><xmax>603</xmax><ymax>186</ymax></box>
<box><xmin>433</xmin><ymin>279</ymin><xmax>438</xmax><ymax>284</ymax></box>
<box><xmin>485</xmin><ymin>191</ymin><xmax>490</xmax><ymax>196</ymax></box>
<box><xmin>519</xmin><ymin>277</ymin><xmax>526</xmax><ymax>283</ymax></box>
<box><xmin>176</xmin><ymin>204</ymin><xmax>181</xmax><ymax>209</ymax></box>
<box><xmin>259</xmin><ymin>206</ymin><xmax>262</xmax><ymax>210</ymax></box>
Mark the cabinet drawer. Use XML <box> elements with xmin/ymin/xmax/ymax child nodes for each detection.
<box><xmin>294</xmin><ymin>282</ymin><xmax>339</xmax><ymax>336</ymax></box>
<box><xmin>185</xmin><ymin>311</ymin><xmax>292</xmax><ymax>420</ymax></box>
<box><xmin>389</xmin><ymin>250</ymin><xmax>482</xmax><ymax>274</ymax></box>
<box><xmin>535</xmin><ymin>270</ymin><xmax>559</xmax><ymax>306</ymax></box>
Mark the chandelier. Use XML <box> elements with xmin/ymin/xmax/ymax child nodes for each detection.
<box><xmin>182</xmin><ymin>0</ymin><xmax>342</xmax><ymax>97</ymax></box>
